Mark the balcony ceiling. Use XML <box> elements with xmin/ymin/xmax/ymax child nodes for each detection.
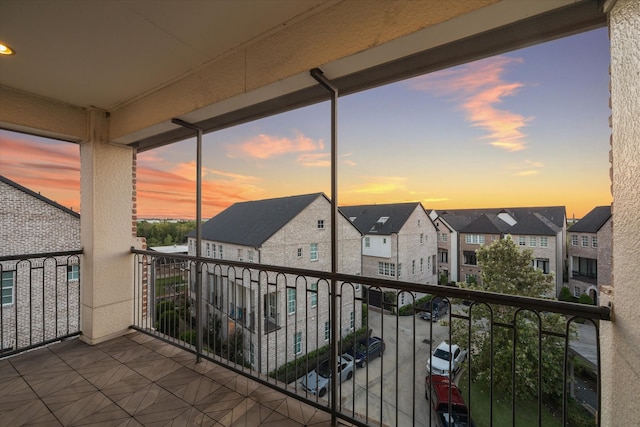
<box><xmin>0</xmin><ymin>0</ymin><xmax>604</xmax><ymax>150</ymax></box>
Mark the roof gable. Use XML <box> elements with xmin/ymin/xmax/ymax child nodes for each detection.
<box><xmin>438</xmin><ymin>206</ymin><xmax>566</xmax><ymax>232</ymax></box>
<box><xmin>195</xmin><ymin>193</ymin><xmax>325</xmax><ymax>247</ymax></box>
<box><xmin>569</xmin><ymin>206</ymin><xmax>612</xmax><ymax>233</ymax></box>
<box><xmin>460</xmin><ymin>214</ymin><xmax>508</xmax><ymax>234</ymax></box>
<box><xmin>0</xmin><ymin>175</ymin><xmax>80</xmax><ymax>218</ymax></box>
<box><xmin>508</xmin><ymin>212</ymin><xmax>560</xmax><ymax>236</ymax></box>
<box><xmin>339</xmin><ymin>203</ymin><xmax>423</xmax><ymax>235</ymax></box>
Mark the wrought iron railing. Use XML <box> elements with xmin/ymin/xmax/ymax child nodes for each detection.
<box><xmin>131</xmin><ymin>249</ymin><xmax>610</xmax><ymax>427</ymax></box>
<box><xmin>0</xmin><ymin>250</ymin><xmax>83</xmax><ymax>358</ymax></box>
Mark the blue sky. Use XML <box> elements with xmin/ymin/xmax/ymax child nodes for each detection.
<box><xmin>1</xmin><ymin>27</ymin><xmax>611</xmax><ymax>219</ymax></box>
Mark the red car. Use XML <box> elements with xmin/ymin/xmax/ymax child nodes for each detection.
<box><xmin>425</xmin><ymin>374</ymin><xmax>475</xmax><ymax>427</ymax></box>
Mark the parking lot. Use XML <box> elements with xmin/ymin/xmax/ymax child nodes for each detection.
<box><xmin>337</xmin><ymin>309</ymin><xmax>458</xmax><ymax>427</ymax></box>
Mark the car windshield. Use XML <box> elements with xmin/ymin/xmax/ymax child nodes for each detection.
<box><xmin>434</xmin><ymin>348</ymin><xmax>452</xmax><ymax>361</ymax></box>
<box><xmin>317</xmin><ymin>360</ymin><xmax>332</xmax><ymax>378</ymax></box>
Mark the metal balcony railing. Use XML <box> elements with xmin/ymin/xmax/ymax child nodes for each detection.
<box><xmin>131</xmin><ymin>249</ymin><xmax>610</xmax><ymax>427</ymax></box>
<box><xmin>0</xmin><ymin>250</ymin><xmax>83</xmax><ymax>357</ymax></box>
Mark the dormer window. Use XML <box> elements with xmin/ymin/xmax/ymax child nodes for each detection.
<box><xmin>377</xmin><ymin>216</ymin><xmax>389</xmax><ymax>224</ymax></box>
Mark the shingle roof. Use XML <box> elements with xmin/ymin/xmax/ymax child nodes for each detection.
<box><xmin>508</xmin><ymin>212</ymin><xmax>560</xmax><ymax>236</ymax></box>
<box><xmin>339</xmin><ymin>203</ymin><xmax>422</xmax><ymax>235</ymax></box>
<box><xmin>0</xmin><ymin>174</ymin><xmax>80</xmax><ymax>218</ymax></box>
<box><xmin>192</xmin><ymin>193</ymin><xmax>325</xmax><ymax>247</ymax></box>
<box><xmin>568</xmin><ymin>206</ymin><xmax>611</xmax><ymax>233</ymax></box>
<box><xmin>459</xmin><ymin>214</ymin><xmax>509</xmax><ymax>234</ymax></box>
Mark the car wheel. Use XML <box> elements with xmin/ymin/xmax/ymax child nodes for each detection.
<box><xmin>347</xmin><ymin>371</ymin><xmax>353</xmax><ymax>380</ymax></box>
<box><xmin>319</xmin><ymin>388</ymin><xmax>326</xmax><ymax>398</ymax></box>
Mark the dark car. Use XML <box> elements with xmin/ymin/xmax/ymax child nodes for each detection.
<box><xmin>346</xmin><ymin>336</ymin><xmax>385</xmax><ymax>368</ymax></box>
<box><xmin>419</xmin><ymin>297</ymin><xmax>449</xmax><ymax>321</ymax></box>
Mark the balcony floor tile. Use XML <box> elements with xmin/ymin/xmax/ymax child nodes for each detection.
<box><xmin>0</xmin><ymin>332</ymin><xmax>331</xmax><ymax>426</ymax></box>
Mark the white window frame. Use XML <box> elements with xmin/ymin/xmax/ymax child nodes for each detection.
<box><xmin>581</xmin><ymin>236</ymin><xmax>589</xmax><ymax>247</ymax></box>
<box><xmin>529</xmin><ymin>237</ymin><xmax>537</xmax><ymax>247</ymax></box>
<box><xmin>297</xmin><ymin>247</ymin><xmax>302</xmax><ymax>258</ymax></box>
<box><xmin>378</xmin><ymin>262</ymin><xmax>396</xmax><ymax>277</ymax></box>
<box><xmin>212</xmin><ymin>244</ymin><xmax>217</xmax><ymax>258</ymax></box>
<box><xmin>324</xmin><ymin>321</ymin><xmax>330</xmax><ymax>341</ymax></box>
<box><xmin>592</xmin><ymin>236</ymin><xmax>598</xmax><ymax>248</ymax></box>
<box><xmin>317</xmin><ymin>219</ymin><xmax>325</xmax><ymax>229</ymax></box>
<box><xmin>287</xmin><ymin>288</ymin><xmax>296</xmax><ymax>314</ymax></box>
<box><xmin>310</xmin><ymin>243</ymin><xmax>318</xmax><ymax>261</ymax></box>
<box><xmin>248</xmin><ymin>250</ymin><xmax>254</xmax><ymax>262</ymax></box>
<box><xmin>2</xmin><ymin>271</ymin><xmax>15</xmax><ymax>306</ymax></box>
<box><xmin>518</xmin><ymin>236</ymin><xmax>526</xmax><ymax>246</ymax></box>
<box><xmin>350</xmin><ymin>311</ymin><xmax>355</xmax><ymax>329</ymax></box>
<box><xmin>441</xmin><ymin>233</ymin><xmax>447</xmax><ymax>242</ymax></box>
<box><xmin>571</xmin><ymin>235</ymin><xmax>578</xmax><ymax>246</ymax></box>
<box><xmin>310</xmin><ymin>283</ymin><xmax>318</xmax><ymax>308</ymax></box>
<box><xmin>465</xmin><ymin>235</ymin><xmax>485</xmax><ymax>245</ymax></box>
<box><xmin>365</xmin><ymin>237</ymin><xmax>370</xmax><ymax>248</ymax></box>
<box><xmin>67</xmin><ymin>264</ymin><xmax>79</xmax><ymax>281</ymax></box>
<box><xmin>219</xmin><ymin>245</ymin><xmax>223</xmax><ymax>259</ymax></box>
<box><xmin>540</xmin><ymin>237</ymin><xmax>548</xmax><ymax>247</ymax></box>
<box><xmin>294</xmin><ymin>332</ymin><xmax>302</xmax><ymax>355</ymax></box>
<box><xmin>574</xmin><ymin>286</ymin><xmax>581</xmax><ymax>298</ymax></box>
<box><xmin>237</xmin><ymin>248</ymin><xmax>243</xmax><ymax>260</ymax></box>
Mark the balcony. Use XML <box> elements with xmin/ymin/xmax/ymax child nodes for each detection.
<box><xmin>1</xmin><ymin>250</ymin><xmax>611</xmax><ymax>426</ymax></box>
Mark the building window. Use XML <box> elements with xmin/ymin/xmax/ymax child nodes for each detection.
<box><xmin>324</xmin><ymin>322</ymin><xmax>330</xmax><ymax>341</ymax></box>
<box><xmin>535</xmin><ymin>258</ymin><xmax>550</xmax><ymax>274</ymax></box>
<box><xmin>294</xmin><ymin>332</ymin><xmax>302</xmax><ymax>355</ymax></box>
<box><xmin>237</xmin><ymin>248</ymin><xmax>243</xmax><ymax>260</ymax></box>
<box><xmin>317</xmin><ymin>219</ymin><xmax>324</xmax><ymax>229</ymax></box>
<box><xmin>439</xmin><ymin>250</ymin><xmax>448</xmax><ymax>263</ymax></box>
<box><xmin>441</xmin><ymin>233</ymin><xmax>447</xmax><ymax>242</ymax></box>
<box><xmin>420</xmin><ymin>258</ymin><xmax>424</xmax><ymax>273</ymax></box>
<box><xmin>219</xmin><ymin>245</ymin><xmax>223</xmax><ymax>259</ymax></box>
<box><xmin>420</xmin><ymin>233</ymin><xmax>424</xmax><ymax>244</ymax></box>
<box><xmin>287</xmin><ymin>288</ymin><xmax>296</xmax><ymax>314</ymax></box>
<box><xmin>581</xmin><ymin>236</ymin><xmax>588</xmax><ymax>247</ymax></box>
<box><xmin>365</xmin><ymin>237</ymin><xmax>370</xmax><ymax>248</ymax></box>
<box><xmin>540</xmin><ymin>237</ymin><xmax>548</xmax><ymax>247</ymax></box>
<box><xmin>206</xmin><ymin>243</ymin><xmax>211</xmax><ymax>256</ymax></box>
<box><xmin>297</xmin><ymin>248</ymin><xmax>302</xmax><ymax>257</ymax></box>
<box><xmin>412</xmin><ymin>260</ymin><xmax>415</xmax><ymax>274</ymax></box>
<box><xmin>350</xmin><ymin>311</ymin><xmax>355</xmax><ymax>329</ymax></box>
<box><xmin>67</xmin><ymin>265</ymin><xmax>79</xmax><ymax>281</ymax></box>
<box><xmin>573</xmin><ymin>256</ymin><xmax>598</xmax><ymax>280</ymax></box>
<box><xmin>2</xmin><ymin>271</ymin><xmax>15</xmax><ymax>305</ymax></box>
<box><xmin>465</xmin><ymin>235</ymin><xmax>485</xmax><ymax>245</ymax></box>
<box><xmin>310</xmin><ymin>243</ymin><xmax>318</xmax><ymax>261</ymax></box>
<box><xmin>463</xmin><ymin>251</ymin><xmax>477</xmax><ymax>266</ymax></box>
<box><xmin>248</xmin><ymin>250</ymin><xmax>254</xmax><ymax>262</ymax></box>
<box><xmin>592</xmin><ymin>237</ymin><xmax>598</xmax><ymax>248</ymax></box>
<box><xmin>418</xmin><ymin>219</ymin><xmax>421</xmax><ymax>226</ymax></box>
<box><xmin>529</xmin><ymin>237</ymin><xmax>537</xmax><ymax>247</ymax></box>
<box><xmin>310</xmin><ymin>283</ymin><xmax>317</xmax><ymax>307</ymax></box>
<box><xmin>378</xmin><ymin>262</ymin><xmax>396</xmax><ymax>277</ymax></box>
<box><xmin>383</xmin><ymin>238</ymin><xmax>387</xmax><ymax>244</ymax></box>
<box><xmin>574</xmin><ymin>286</ymin><xmax>581</xmax><ymax>298</ymax></box>
<box><xmin>571</xmin><ymin>235</ymin><xmax>578</xmax><ymax>246</ymax></box>
<box><xmin>518</xmin><ymin>236</ymin><xmax>526</xmax><ymax>246</ymax></box>
<box><xmin>465</xmin><ymin>273</ymin><xmax>477</xmax><ymax>283</ymax></box>
<box><xmin>212</xmin><ymin>244</ymin><xmax>217</xmax><ymax>258</ymax></box>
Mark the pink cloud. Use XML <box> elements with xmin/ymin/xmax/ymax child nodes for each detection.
<box><xmin>410</xmin><ymin>56</ymin><xmax>531</xmax><ymax>151</ymax></box>
<box><xmin>230</xmin><ymin>132</ymin><xmax>324</xmax><ymax>159</ymax></box>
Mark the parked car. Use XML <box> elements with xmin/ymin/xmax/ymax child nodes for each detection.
<box><xmin>419</xmin><ymin>297</ymin><xmax>450</xmax><ymax>321</ymax></box>
<box><xmin>345</xmin><ymin>336</ymin><xmax>385</xmax><ymax>368</ymax></box>
<box><xmin>425</xmin><ymin>374</ymin><xmax>475</xmax><ymax>427</ymax></box>
<box><xmin>300</xmin><ymin>354</ymin><xmax>355</xmax><ymax>397</ymax></box>
<box><xmin>426</xmin><ymin>341</ymin><xmax>467</xmax><ymax>377</ymax></box>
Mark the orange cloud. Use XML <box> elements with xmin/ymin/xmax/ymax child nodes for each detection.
<box><xmin>410</xmin><ymin>56</ymin><xmax>531</xmax><ymax>151</ymax></box>
<box><xmin>298</xmin><ymin>153</ymin><xmax>330</xmax><ymax>167</ymax></box>
<box><xmin>230</xmin><ymin>132</ymin><xmax>324</xmax><ymax>159</ymax></box>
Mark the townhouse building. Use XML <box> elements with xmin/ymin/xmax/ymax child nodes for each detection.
<box><xmin>187</xmin><ymin>193</ymin><xmax>362</xmax><ymax>372</ymax></box>
<box><xmin>431</xmin><ymin>207</ymin><xmax>567</xmax><ymax>296</ymax></box>
<box><xmin>0</xmin><ymin>175</ymin><xmax>81</xmax><ymax>353</ymax></box>
<box><xmin>432</xmin><ymin>216</ymin><xmax>457</xmax><ymax>283</ymax></box>
<box><xmin>340</xmin><ymin>203</ymin><xmax>438</xmax><ymax>308</ymax></box>
<box><xmin>567</xmin><ymin>206</ymin><xmax>612</xmax><ymax>304</ymax></box>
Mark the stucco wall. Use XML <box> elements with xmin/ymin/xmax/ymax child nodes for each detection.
<box><xmin>602</xmin><ymin>1</ymin><xmax>640</xmax><ymax>425</ymax></box>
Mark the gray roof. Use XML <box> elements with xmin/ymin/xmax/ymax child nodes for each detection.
<box><xmin>508</xmin><ymin>212</ymin><xmax>560</xmax><ymax>236</ymax></box>
<box><xmin>192</xmin><ymin>193</ymin><xmax>326</xmax><ymax>248</ymax></box>
<box><xmin>437</xmin><ymin>206</ymin><xmax>566</xmax><ymax>236</ymax></box>
<box><xmin>339</xmin><ymin>203</ymin><xmax>423</xmax><ymax>235</ymax></box>
<box><xmin>0</xmin><ymin>174</ymin><xmax>80</xmax><ymax>218</ymax></box>
<box><xmin>568</xmin><ymin>206</ymin><xmax>611</xmax><ymax>233</ymax></box>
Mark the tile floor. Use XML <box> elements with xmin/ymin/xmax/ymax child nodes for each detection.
<box><xmin>0</xmin><ymin>332</ymin><xmax>348</xmax><ymax>426</ymax></box>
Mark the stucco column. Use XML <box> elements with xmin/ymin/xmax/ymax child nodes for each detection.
<box><xmin>79</xmin><ymin>108</ymin><xmax>139</xmax><ymax>344</ymax></box>
<box><xmin>601</xmin><ymin>0</ymin><xmax>640</xmax><ymax>425</ymax></box>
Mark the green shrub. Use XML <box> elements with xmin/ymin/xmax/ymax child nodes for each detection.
<box><xmin>559</xmin><ymin>286</ymin><xmax>577</xmax><ymax>302</ymax></box>
<box><xmin>578</xmin><ymin>293</ymin><xmax>594</xmax><ymax>305</ymax></box>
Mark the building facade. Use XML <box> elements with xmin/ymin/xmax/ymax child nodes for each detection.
<box><xmin>567</xmin><ymin>206</ymin><xmax>612</xmax><ymax>303</ymax></box>
<box><xmin>0</xmin><ymin>175</ymin><xmax>81</xmax><ymax>353</ymax></box>
<box><xmin>187</xmin><ymin>193</ymin><xmax>362</xmax><ymax>372</ymax></box>
<box><xmin>341</xmin><ymin>203</ymin><xmax>438</xmax><ymax>308</ymax></box>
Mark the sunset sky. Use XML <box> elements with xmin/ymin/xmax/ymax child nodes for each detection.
<box><xmin>0</xmin><ymin>28</ymin><xmax>611</xmax><ymax>220</ymax></box>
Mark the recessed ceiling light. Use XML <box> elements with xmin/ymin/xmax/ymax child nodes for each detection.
<box><xmin>0</xmin><ymin>43</ymin><xmax>15</xmax><ymax>55</ymax></box>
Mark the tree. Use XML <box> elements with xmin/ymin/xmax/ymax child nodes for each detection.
<box><xmin>452</xmin><ymin>236</ymin><xmax>572</xmax><ymax>402</ymax></box>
